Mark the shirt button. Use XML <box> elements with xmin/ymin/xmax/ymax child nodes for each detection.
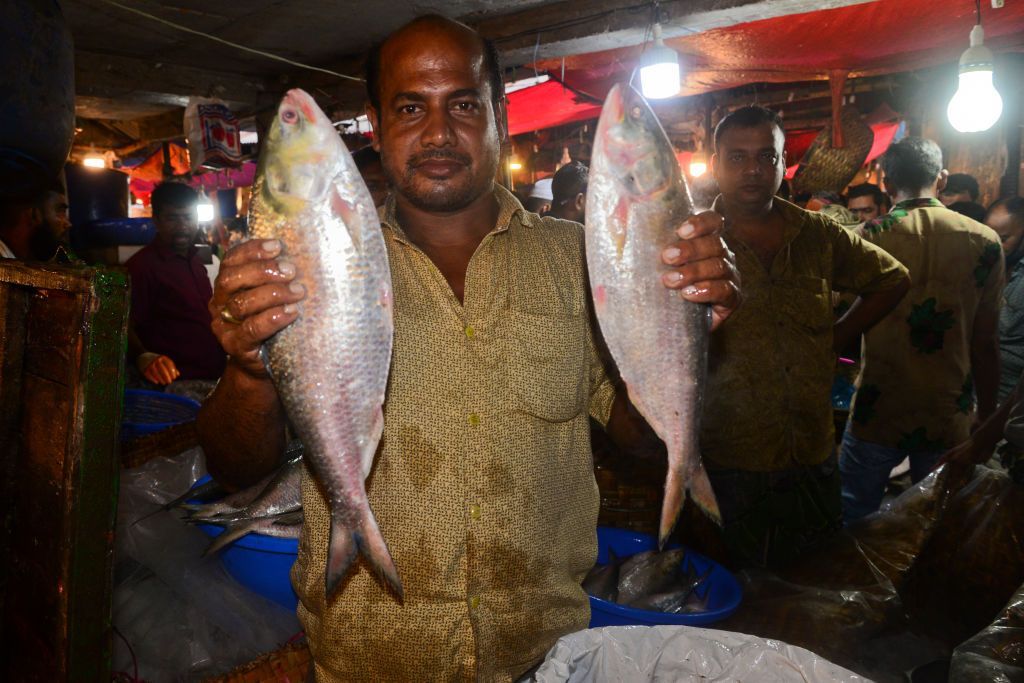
<box><xmin>470</xmin><ymin>504</ymin><xmax>481</xmax><ymax>520</ymax></box>
<box><xmin>469</xmin><ymin>596</ymin><xmax>480</xmax><ymax>610</ymax></box>
<box><xmin>468</xmin><ymin>413</ymin><xmax>480</xmax><ymax>426</ymax></box>
<box><xmin>465</xmin><ymin>325</ymin><xmax>475</xmax><ymax>339</ymax></box>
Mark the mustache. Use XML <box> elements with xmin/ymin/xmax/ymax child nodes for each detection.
<box><xmin>407</xmin><ymin>150</ymin><xmax>472</xmax><ymax>168</ymax></box>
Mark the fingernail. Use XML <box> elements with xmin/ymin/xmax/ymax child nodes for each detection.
<box><xmin>664</xmin><ymin>271</ymin><xmax>682</xmax><ymax>285</ymax></box>
<box><xmin>662</xmin><ymin>247</ymin><xmax>680</xmax><ymax>261</ymax></box>
<box><xmin>283</xmin><ymin>303</ymin><xmax>298</xmax><ymax>314</ymax></box>
<box><xmin>289</xmin><ymin>282</ymin><xmax>305</xmax><ymax>295</ymax></box>
<box><xmin>278</xmin><ymin>261</ymin><xmax>296</xmax><ymax>277</ymax></box>
<box><xmin>678</xmin><ymin>222</ymin><xmax>695</xmax><ymax>238</ymax></box>
<box><xmin>263</xmin><ymin>239</ymin><xmax>281</xmax><ymax>252</ymax></box>
<box><xmin>682</xmin><ymin>285</ymin><xmax>699</xmax><ymax>296</ymax></box>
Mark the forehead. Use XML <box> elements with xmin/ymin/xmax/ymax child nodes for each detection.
<box><xmin>849</xmin><ymin>195</ymin><xmax>878</xmax><ymax>206</ymax></box>
<box><xmin>988</xmin><ymin>206</ymin><xmax>1019</xmax><ymax>231</ymax></box>
<box><xmin>719</xmin><ymin>122</ymin><xmax>784</xmax><ymax>150</ymax></box>
<box><xmin>379</xmin><ymin>26</ymin><xmax>488</xmax><ymax>97</ymax></box>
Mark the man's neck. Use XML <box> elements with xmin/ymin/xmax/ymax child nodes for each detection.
<box><xmin>720</xmin><ymin>196</ymin><xmax>775</xmax><ymax>227</ymax></box>
<box><xmin>395</xmin><ymin>185</ymin><xmax>500</xmax><ymax>251</ymax></box>
<box><xmin>891</xmin><ymin>187</ymin><xmax>937</xmax><ymax>205</ymax></box>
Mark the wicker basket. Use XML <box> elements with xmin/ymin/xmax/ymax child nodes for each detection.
<box><xmin>792</xmin><ymin>107</ymin><xmax>874</xmax><ymax>196</ymax></box>
<box><xmin>204</xmin><ymin>641</ymin><xmax>312</xmax><ymax>683</ymax></box>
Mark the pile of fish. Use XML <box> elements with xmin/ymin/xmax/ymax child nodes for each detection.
<box><xmin>586</xmin><ymin>83</ymin><xmax>722</xmax><ymax>548</ymax></box>
<box><xmin>155</xmin><ymin>444</ymin><xmax>305</xmax><ymax>556</ymax></box>
<box><xmin>583</xmin><ymin>548</ymin><xmax>711</xmax><ymax>614</ymax></box>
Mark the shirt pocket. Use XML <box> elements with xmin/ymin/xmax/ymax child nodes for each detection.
<box><xmin>502</xmin><ymin>311</ymin><xmax>589</xmax><ymax>422</ymax></box>
<box><xmin>778</xmin><ymin>275</ymin><xmax>833</xmax><ymax>335</ymax></box>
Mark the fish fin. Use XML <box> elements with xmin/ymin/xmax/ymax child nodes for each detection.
<box><xmin>687</xmin><ymin>463</ymin><xmax>723</xmax><ymax>527</ymax></box>
<box><xmin>204</xmin><ymin>520</ymin><xmax>258</xmax><ymax>556</ymax></box>
<box><xmin>330</xmin><ymin>184</ymin><xmax>364</xmax><ymax>252</ymax></box>
<box><xmin>611</xmin><ymin>197</ymin><xmax>629</xmax><ymax>258</ymax></box>
<box><xmin>326</xmin><ymin>507</ymin><xmax>403</xmax><ymax>602</ymax></box>
<box><xmin>361</xmin><ymin>407</ymin><xmax>384</xmax><ymax>480</ymax></box>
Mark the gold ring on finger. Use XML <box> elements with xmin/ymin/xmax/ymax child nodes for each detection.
<box><xmin>219</xmin><ymin>306</ymin><xmax>243</xmax><ymax>324</ymax></box>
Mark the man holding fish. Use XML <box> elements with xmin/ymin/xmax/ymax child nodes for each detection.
<box><xmin>197</xmin><ymin>15</ymin><xmax>740</xmax><ymax>682</ymax></box>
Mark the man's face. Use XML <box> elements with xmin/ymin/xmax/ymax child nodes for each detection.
<box><xmin>39</xmin><ymin>191</ymin><xmax>71</xmax><ymax>244</ymax></box>
<box><xmin>712</xmin><ymin>123</ymin><xmax>785</xmax><ymax>210</ymax></box>
<box><xmin>987</xmin><ymin>205</ymin><xmax>1024</xmax><ymax>266</ymax></box>
<box><xmin>368</xmin><ymin>24</ymin><xmax>502</xmax><ymax>213</ymax></box>
<box><xmin>848</xmin><ymin>195</ymin><xmax>882</xmax><ymax>222</ymax></box>
<box><xmin>939</xmin><ymin>190</ymin><xmax>972</xmax><ymax>207</ymax></box>
<box><xmin>153</xmin><ymin>204</ymin><xmax>199</xmax><ymax>256</ymax></box>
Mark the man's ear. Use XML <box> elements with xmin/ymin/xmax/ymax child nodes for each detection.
<box><xmin>367</xmin><ymin>104</ymin><xmax>382</xmax><ymax>152</ymax></box>
<box><xmin>495</xmin><ymin>98</ymin><xmax>509</xmax><ymax>144</ymax></box>
<box><xmin>936</xmin><ymin>169</ymin><xmax>949</xmax><ymax>194</ymax></box>
<box><xmin>575</xmin><ymin>192</ymin><xmax>586</xmax><ymax>213</ymax></box>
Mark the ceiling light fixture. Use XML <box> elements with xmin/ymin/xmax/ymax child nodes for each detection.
<box><xmin>639</xmin><ymin>22</ymin><xmax>680</xmax><ymax>100</ymax></box>
<box><xmin>947</xmin><ymin>1</ymin><xmax>1003</xmax><ymax>133</ymax></box>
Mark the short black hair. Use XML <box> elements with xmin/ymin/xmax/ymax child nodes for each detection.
<box><xmin>551</xmin><ymin>161</ymin><xmax>588</xmax><ymax>206</ymax></box>
<box><xmin>942</xmin><ymin>173</ymin><xmax>980</xmax><ymax>201</ymax></box>
<box><xmin>988</xmin><ymin>196</ymin><xmax>1024</xmax><ymax>223</ymax></box>
<box><xmin>151</xmin><ymin>182</ymin><xmax>197</xmax><ymax>218</ymax></box>
<box><xmin>880</xmin><ymin>137</ymin><xmax>943</xmax><ymax>194</ymax></box>
<box><xmin>352</xmin><ymin>145</ymin><xmax>381</xmax><ymax>171</ymax></box>
<box><xmin>847</xmin><ymin>183</ymin><xmax>887</xmax><ymax>207</ymax></box>
<box><xmin>948</xmin><ymin>201</ymin><xmax>987</xmax><ymax>223</ymax></box>
<box><xmin>714</xmin><ymin>105</ymin><xmax>785</xmax><ymax>151</ymax></box>
<box><xmin>365</xmin><ymin>15</ymin><xmax>503</xmax><ymax>111</ymax></box>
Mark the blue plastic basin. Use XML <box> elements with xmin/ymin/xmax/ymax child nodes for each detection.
<box><xmin>588</xmin><ymin>526</ymin><xmax>742</xmax><ymax>627</ymax></box>
<box><xmin>191</xmin><ymin>475</ymin><xmax>300</xmax><ymax>610</ymax></box>
<box><xmin>122</xmin><ymin>389</ymin><xmax>201</xmax><ymax>440</ymax></box>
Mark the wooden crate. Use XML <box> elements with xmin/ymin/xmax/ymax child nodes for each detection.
<box><xmin>0</xmin><ymin>261</ymin><xmax>128</xmax><ymax>680</ymax></box>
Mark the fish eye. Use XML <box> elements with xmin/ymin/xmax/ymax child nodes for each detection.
<box><xmin>630</xmin><ymin>106</ymin><xmax>643</xmax><ymax>120</ymax></box>
<box><xmin>281</xmin><ymin>108</ymin><xmax>299</xmax><ymax>124</ymax></box>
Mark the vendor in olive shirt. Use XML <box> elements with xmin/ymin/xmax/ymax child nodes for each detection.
<box><xmin>703</xmin><ymin>106</ymin><xmax>910</xmax><ymax>569</ymax></box>
<box><xmin>126</xmin><ymin>182</ymin><xmax>226</xmax><ymax>384</ymax></box>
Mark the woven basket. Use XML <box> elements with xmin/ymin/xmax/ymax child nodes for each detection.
<box><xmin>792</xmin><ymin>107</ymin><xmax>874</xmax><ymax>196</ymax></box>
<box><xmin>121</xmin><ymin>420</ymin><xmax>199</xmax><ymax>468</ymax></box>
<box><xmin>204</xmin><ymin>641</ymin><xmax>312</xmax><ymax>683</ymax></box>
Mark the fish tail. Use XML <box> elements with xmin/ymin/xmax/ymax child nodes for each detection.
<box><xmin>326</xmin><ymin>508</ymin><xmax>403</xmax><ymax>602</ymax></box>
<box><xmin>658</xmin><ymin>465</ymin><xmax>685</xmax><ymax>550</ymax></box>
<box><xmin>687</xmin><ymin>462</ymin><xmax>722</xmax><ymax>527</ymax></box>
<box><xmin>204</xmin><ymin>520</ymin><xmax>258</xmax><ymax>556</ymax></box>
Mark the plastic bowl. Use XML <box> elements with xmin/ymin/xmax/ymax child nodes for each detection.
<box><xmin>588</xmin><ymin>526</ymin><xmax>742</xmax><ymax>627</ymax></box>
<box><xmin>191</xmin><ymin>476</ymin><xmax>299</xmax><ymax>610</ymax></box>
<box><xmin>122</xmin><ymin>389</ymin><xmax>200</xmax><ymax>440</ymax></box>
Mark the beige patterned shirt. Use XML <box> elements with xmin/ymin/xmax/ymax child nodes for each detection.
<box><xmin>292</xmin><ymin>185</ymin><xmax>616</xmax><ymax>682</ymax></box>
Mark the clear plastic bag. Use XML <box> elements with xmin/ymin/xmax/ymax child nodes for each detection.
<box><xmin>951</xmin><ymin>580</ymin><xmax>1024</xmax><ymax>681</ymax></box>
<box><xmin>113</xmin><ymin>448</ymin><xmax>301</xmax><ymax>681</ymax></box>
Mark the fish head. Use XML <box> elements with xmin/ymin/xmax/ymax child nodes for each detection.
<box><xmin>260</xmin><ymin>89</ymin><xmax>343</xmax><ymax>214</ymax></box>
<box><xmin>595</xmin><ymin>84</ymin><xmax>681</xmax><ymax>200</ymax></box>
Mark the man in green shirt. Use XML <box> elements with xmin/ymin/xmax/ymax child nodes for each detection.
<box><xmin>702</xmin><ymin>106</ymin><xmax>909</xmax><ymax>569</ymax></box>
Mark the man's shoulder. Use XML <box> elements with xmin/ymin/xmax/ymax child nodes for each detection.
<box><xmin>519</xmin><ymin>212</ymin><xmax>585</xmax><ymax>247</ymax></box>
<box><xmin>125</xmin><ymin>243</ymin><xmax>159</xmax><ymax>271</ymax></box>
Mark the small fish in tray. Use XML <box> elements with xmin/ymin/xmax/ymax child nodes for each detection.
<box><xmin>583</xmin><ymin>547</ymin><xmax>712</xmax><ymax>614</ymax></box>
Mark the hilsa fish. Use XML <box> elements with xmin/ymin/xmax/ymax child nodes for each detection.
<box><xmin>586</xmin><ymin>84</ymin><xmax>722</xmax><ymax>548</ymax></box>
<box><xmin>248</xmin><ymin>88</ymin><xmax>401</xmax><ymax>600</ymax></box>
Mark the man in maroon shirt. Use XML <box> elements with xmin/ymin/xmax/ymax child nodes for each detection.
<box><xmin>127</xmin><ymin>182</ymin><xmax>226</xmax><ymax>384</ymax></box>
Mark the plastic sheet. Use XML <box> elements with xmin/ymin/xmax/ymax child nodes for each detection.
<box><xmin>951</xmin><ymin>580</ymin><xmax>1024</xmax><ymax>681</ymax></box>
<box><xmin>531</xmin><ymin>625</ymin><xmax>867</xmax><ymax>682</ymax></box>
<box><xmin>114</xmin><ymin>448</ymin><xmax>301</xmax><ymax>680</ymax></box>
<box><xmin>718</xmin><ymin>463</ymin><xmax>1024</xmax><ymax>681</ymax></box>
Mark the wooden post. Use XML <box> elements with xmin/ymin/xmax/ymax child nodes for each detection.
<box><xmin>0</xmin><ymin>262</ymin><xmax>128</xmax><ymax>681</ymax></box>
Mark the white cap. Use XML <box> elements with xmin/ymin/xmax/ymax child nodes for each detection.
<box><xmin>529</xmin><ymin>177</ymin><xmax>553</xmax><ymax>200</ymax></box>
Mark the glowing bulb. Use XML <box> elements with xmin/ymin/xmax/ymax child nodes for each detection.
<box><xmin>689</xmin><ymin>161</ymin><xmax>707</xmax><ymax>177</ymax></box>
<box><xmin>509</xmin><ymin>160</ymin><xmax>523</xmax><ymax>171</ymax></box>
<box><xmin>197</xmin><ymin>192</ymin><xmax>215</xmax><ymax>223</ymax></box>
<box><xmin>639</xmin><ymin>24</ymin><xmax>680</xmax><ymax>100</ymax></box>
<box><xmin>83</xmin><ymin>156</ymin><xmax>105</xmax><ymax>169</ymax></box>
<box><xmin>947</xmin><ymin>25</ymin><xmax>1003</xmax><ymax>133</ymax></box>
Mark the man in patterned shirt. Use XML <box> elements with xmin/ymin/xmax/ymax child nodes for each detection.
<box><xmin>840</xmin><ymin>137</ymin><xmax>1005</xmax><ymax>523</ymax></box>
<box><xmin>196</xmin><ymin>15</ymin><xmax>741</xmax><ymax>682</ymax></box>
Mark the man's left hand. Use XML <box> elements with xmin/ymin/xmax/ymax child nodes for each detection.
<box><xmin>660</xmin><ymin>211</ymin><xmax>741</xmax><ymax>330</ymax></box>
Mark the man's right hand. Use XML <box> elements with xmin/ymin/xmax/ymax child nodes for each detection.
<box><xmin>209</xmin><ymin>239</ymin><xmax>306</xmax><ymax>378</ymax></box>
<box><xmin>138</xmin><ymin>353</ymin><xmax>180</xmax><ymax>385</ymax></box>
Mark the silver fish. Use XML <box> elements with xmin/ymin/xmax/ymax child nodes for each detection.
<box><xmin>195</xmin><ymin>455</ymin><xmax>303</xmax><ymax>524</ymax></box>
<box><xmin>205</xmin><ymin>510</ymin><xmax>304</xmax><ymax>556</ymax></box>
<box><xmin>586</xmin><ymin>83</ymin><xmax>722</xmax><ymax>548</ymax></box>
<box><xmin>583</xmin><ymin>548</ymin><xmax>622</xmax><ymax>602</ymax></box>
<box><xmin>248</xmin><ymin>88</ymin><xmax>400</xmax><ymax>600</ymax></box>
<box><xmin>615</xmin><ymin>548</ymin><xmax>684</xmax><ymax>606</ymax></box>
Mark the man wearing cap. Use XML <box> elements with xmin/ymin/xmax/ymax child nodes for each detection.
<box><xmin>524</xmin><ymin>176</ymin><xmax>553</xmax><ymax>215</ymax></box>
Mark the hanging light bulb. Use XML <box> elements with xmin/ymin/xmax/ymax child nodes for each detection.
<box><xmin>82</xmin><ymin>145</ymin><xmax>105</xmax><ymax>169</ymax></box>
<box><xmin>639</xmin><ymin>23</ymin><xmax>680</xmax><ymax>100</ymax></box>
<box><xmin>197</xmin><ymin>189</ymin><xmax>215</xmax><ymax>223</ymax></box>
<box><xmin>947</xmin><ymin>24</ymin><xmax>1003</xmax><ymax>133</ymax></box>
<box><xmin>689</xmin><ymin>151</ymin><xmax>708</xmax><ymax>178</ymax></box>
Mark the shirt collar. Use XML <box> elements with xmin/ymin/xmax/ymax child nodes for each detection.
<box><xmin>380</xmin><ymin>184</ymin><xmax>526</xmax><ymax>245</ymax></box>
<box><xmin>891</xmin><ymin>197</ymin><xmax>944</xmax><ymax>212</ymax></box>
<box><xmin>862</xmin><ymin>197</ymin><xmax>944</xmax><ymax>234</ymax></box>
<box><xmin>712</xmin><ymin>194</ymin><xmax>811</xmax><ymax>244</ymax></box>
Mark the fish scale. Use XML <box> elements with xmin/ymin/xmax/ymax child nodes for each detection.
<box><xmin>586</xmin><ymin>84</ymin><xmax>722</xmax><ymax>549</ymax></box>
<box><xmin>247</xmin><ymin>88</ymin><xmax>400</xmax><ymax>601</ymax></box>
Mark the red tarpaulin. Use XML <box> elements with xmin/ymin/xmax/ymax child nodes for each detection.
<box><xmin>539</xmin><ymin>0</ymin><xmax>1024</xmax><ymax>99</ymax></box>
<box><xmin>505</xmin><ymin>78</ymin><xmax>603</xmax><ymax>137</ymax></box>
